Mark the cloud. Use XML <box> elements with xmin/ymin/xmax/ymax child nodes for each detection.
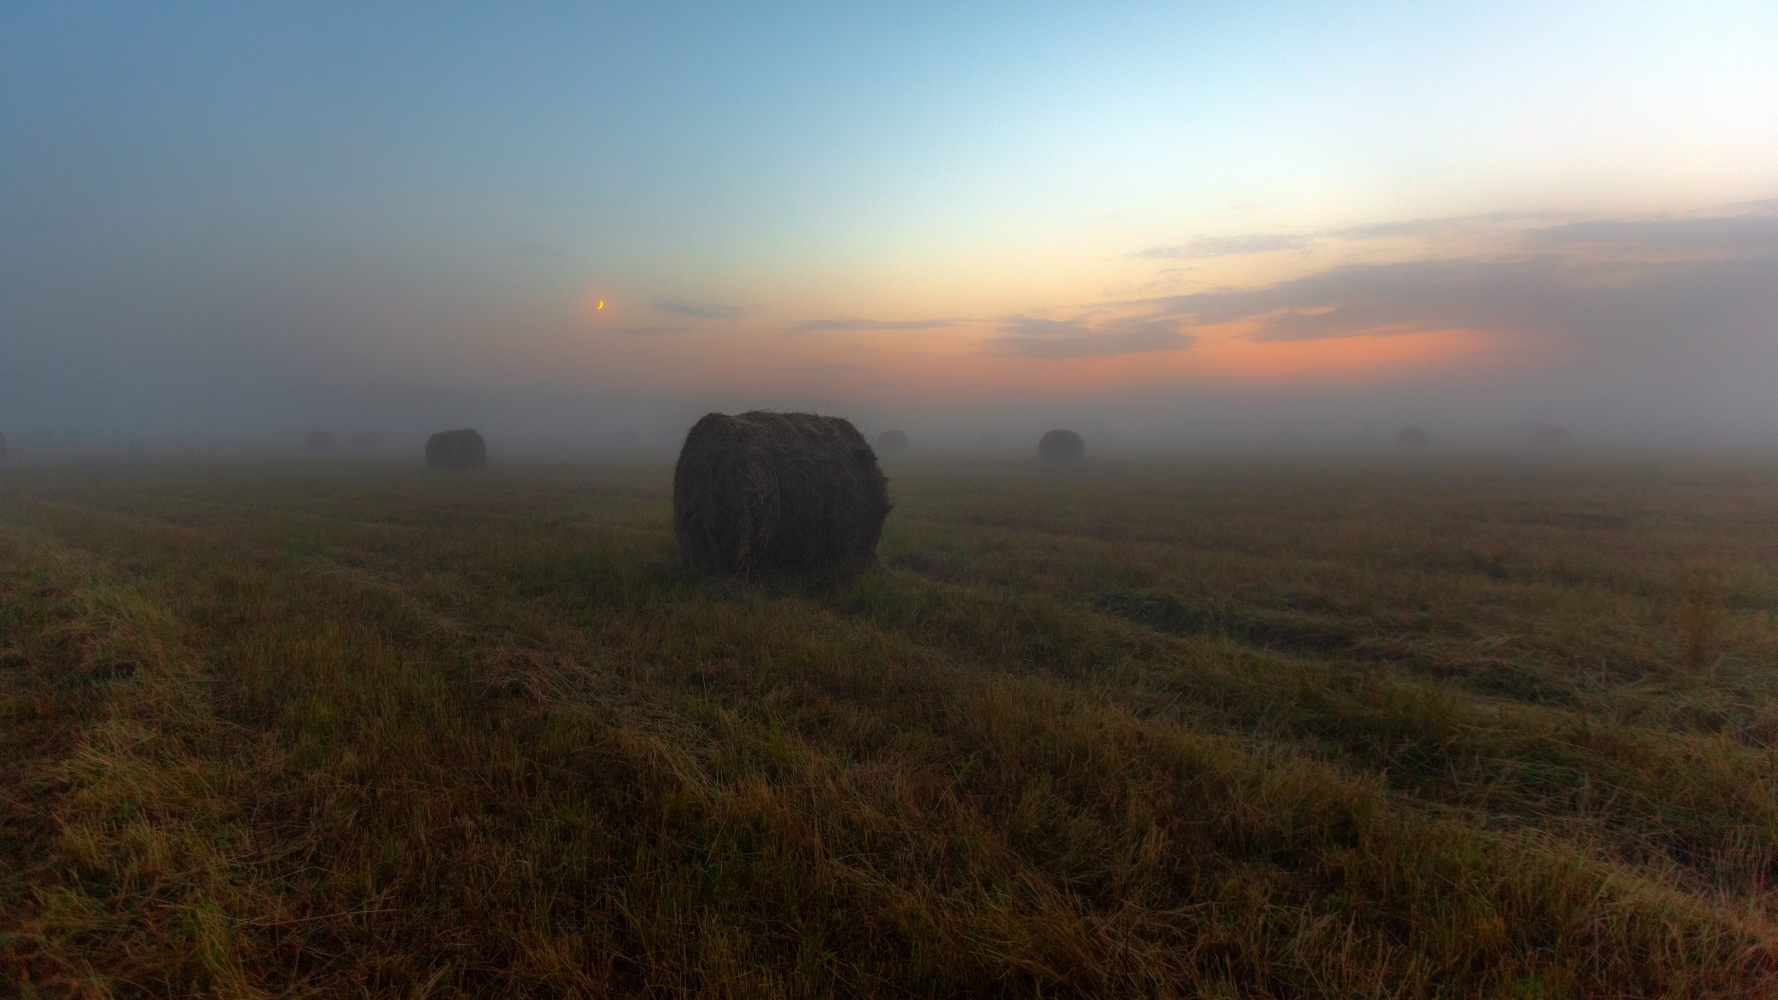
<box><xmin>785</xmin><ymin>316</ymin><xmax>962</xmax><ymax>333</ymax></box>
<box><xmin>1531</xmin><ymin>212</ymin><xmax>1778</xmax><ymax>252</ymax></box>
<box><xmin>984</xmin><ymin>315</ymin><xmax>1196</xmax><ymax>358</ymax></box>
<box><xmin>1133</xmin><ymin>212</ymin><xmax>1562</xmax><ymax>262</ymax></box>
<box><xmin>1140</xmin><ymin>258</ymin><xmax>1556</xmax><ymax>342</ymax></box>
<box><xmin>652</xmin><ymin>298</ymin><xmax>751</xmax><ymax>320</ymax></box>
<box><xmin>1129</xmin><ymin>225</ymin><xmax>1778</xmax><ymax>346</ymax></box>
<box><xmin>1328</xmin><ymin>212</ymin><xmax>1539</xmax><ymax>241</ymax></box>
<box><xmin>609</xmin><ymin>324</ymin><xmax>687</xmax><ymax>336</ymax></box>
<box><xmin>1134</xmin><ymin>234</ymin><xmax>1309</xmax><ymax>259</ymax></box>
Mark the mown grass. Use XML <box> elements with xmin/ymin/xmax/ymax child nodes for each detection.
<box><xmin>2</xmin><ymin>454</ymin><xmax>1776</xmax><ymax>997</ymax></box>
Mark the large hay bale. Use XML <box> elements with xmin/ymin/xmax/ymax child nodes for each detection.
<box><xmin>673</xmin><ymin>411</ymin><xmax>890</xmax><ymax>577</ymax></box>
<box><xmin>1395</xmin><ymin>426</ymin><xmax>1429</xmax><ymax>448</ymax></box>
<box><xmin>1038</xmin><ymin>428</ymin><xmax>1086</xmax><ymax>461</ymax></box>
<box><xmin>875</xmin><ymin>429</ymin><xmax>908</xmax><ymax>452</ymax></box>
<box><xmin>426</xmin><ymin>428</ymin><xmax>487</xmax><ymax>469</ymax></box>
<box><xmin>349</xmin><ymin>429</ymin><xmax>386</xmax><ymax>450</ymax></box>
<box><xmin>305</xmin><ymin>429</ymin><xmax>338</xmax><ymax>451</ymax></box>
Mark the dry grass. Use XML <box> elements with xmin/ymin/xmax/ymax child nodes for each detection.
<box><xmin>2</xmin><ymin>454</ymin><xmax>1776</xmax><ymax>997</ymax></box>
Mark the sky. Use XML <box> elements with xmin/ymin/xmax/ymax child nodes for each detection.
<box><xmin>2</xmin><ymin>1</ymin><xmax>1776</xmax><ymax>451</ymax></box>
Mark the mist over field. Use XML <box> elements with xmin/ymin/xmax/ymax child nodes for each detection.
<box><xmin>6</xmin><ymin>205</ymin><xmax>1778</xmax><ymax>455</ymax></box>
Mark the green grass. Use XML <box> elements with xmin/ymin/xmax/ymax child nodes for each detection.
<box><xmin>2</xmin><ymin>454</ymin><xmax>1776</xmax><ymax>997</ymax></box>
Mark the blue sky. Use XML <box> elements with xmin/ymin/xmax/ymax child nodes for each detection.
<box><xmin>3</xmin><ymin>1</ymin><xmax>1776</xmax><ymax>445</ymax></box>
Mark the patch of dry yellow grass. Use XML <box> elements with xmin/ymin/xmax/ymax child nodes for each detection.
<box><xmin>2</xmin><ymin>456</ymin><xmax>1775</xmax><ymax>996</ymax></box>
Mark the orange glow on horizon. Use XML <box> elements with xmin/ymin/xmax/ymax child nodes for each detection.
<box><xmin>561</xmin><ymin>310</ymin><xmax>1503</xmax><ymax>403</ymax></box>
<box><xmin>564</xmin><ymin>275</ymin><xmax>1515</xmax><ymax>403</ymax></box>
<box><xmin>1189</xmin><ymin>325</ymin><xmax>1495</xmax><ymax>381</ymax></box>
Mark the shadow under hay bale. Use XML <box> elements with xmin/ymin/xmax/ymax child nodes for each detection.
<box><xmin>426</xmin><ymin>428</ymin><xmax>488</xmax><ymax>469</ymax></box>
<box><xmin>1396</xmin><ymin>426</ymin><xmax>1429</xmax><ymax>448</ymax></box>
<box><xmin>1038</xmin><ymin>428</ymin><xmax>1086</xmax><ymax>462</ymax></box>
<box><xmin>875</xmin><ymin>429</ymin><xmax>908</xmax><ymax>452</ymax></box>
<box><xmin>674</xmin><ymin>411</ymin><xmax>890</xmax><ymax>578</ymax></box>
<box><xmin>304</xmin><ymin>429</ymin><xmax>338</xmax><ymax>451</ymax></box>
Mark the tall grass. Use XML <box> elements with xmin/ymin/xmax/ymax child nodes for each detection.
<box><xmin>2</xmin><ymin>456</ymin><xmax>1775</xmax><ymax>996</ymax></box>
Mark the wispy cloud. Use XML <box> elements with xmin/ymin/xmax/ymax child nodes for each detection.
<box><xmin>785</xmin><ymin>316</ymin><xmax>962</xmax><ymax>333</ymax></box>
<box><xmin>653</xmin><ymin>298</ymin><xmax>751</xmax><ymax>320</ymax></box>
<box><xmin>1328</xmin><ymin>212</ymin><xmax>1543</xmax><ymax>241</ymax></box>
<box><xmin>1135</xmin><ymin>212</ymin><xmax>1565</xmax><ymax>263</ymax></box>
<box><xmin>1531</xmin><ymin>213</ymin><xmax>1778</xmax><ymax>252</ymax></box>
<box><xmin>984</xmin><ymin>315</ymin><xmax>1195</xmax><ymax>358</ymax></box>
<box><xmin>1134</xmin><ymin>234</ymin><xmax>1309</xmax><ymax>260</ymax></box>
<box><xmin>1123</xmin><ymin>210</ymin><xmax>1778</xmax><ymax>345</ymax></box>
<box><xmin>1145</xmin><ymin>259</ymin><xmax>1557</xmax><ymax>342</ymax></box>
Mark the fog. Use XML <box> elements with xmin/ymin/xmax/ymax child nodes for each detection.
<box><xmin>6</xmin><ymin>202</ymin><xmax>1775</xmax><ymax>461</ymax></box>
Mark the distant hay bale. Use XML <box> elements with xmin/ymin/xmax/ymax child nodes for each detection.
<box><xmin>305</xmin><ymin>429</ymin><xmax>338</xmax><ymax>451</ymax></box>
<box><xmin>1528</xmin><ymin>424</ymin><xmax>1571</xmax><ymax>446</ymax></box>
<box><xmin>673</xmin><ymin>411</ymin><xmax>890</xmax><ymax>577</ymax></box>
<box><xmin>1395</xmin><ymin>426</ymin><xmax>1429</xmax><ymax>448</ymax></box>
<box><xmin>875</xmin><ymin>429</ymin><xmax>908</xmax><ymax>452</ymax></box>
<box><xmin>426</xmin><ymin>428</ymin><xmax>487</xmax><ymax>469</ymax></box>
<box><xmin>1038</xmin><ymin>429</ymin><xmax>1086</xmax><ymax>462</ymax></box>
<box><xmin>349</xmin><ymin>429</ymin><xmax>386</xmax><ymax>450</ymax></box>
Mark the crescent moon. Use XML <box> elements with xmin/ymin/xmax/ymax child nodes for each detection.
<box><xmin>597</xmin><ymin>299</ymin><xmax>605</xmax><ymax>310</ymax></box>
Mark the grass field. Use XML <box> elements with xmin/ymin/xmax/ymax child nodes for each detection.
<box><xmin>3</xmin><ymin>454</ymin><xmax>1777</xmax><ymax>997</ymax></box>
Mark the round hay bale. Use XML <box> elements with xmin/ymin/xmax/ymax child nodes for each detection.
<box><xmin>673</xmin><ymin>411</ymin><xmax>890</xmax><ymax>577</ymax></box>
<box><xmin>875</xmin><ymin>429</ymin><xmax>908</xmax><ymax>452</ymax></box>
<box><xmin>1038</xmin><ymin>428</ymin><xmax>1085</xmax><ymax>462</ymax></box>
<box><xmin>304</xmin><ymin>429</ymin><xmax>338</xmax><ymax>451</ymax></box>
<box><xmin>1395</xmin><ymin>426</ymin><xmax>1429</xmax><ymax>448</ymax></box>
<box><xmin>349</xmin><ymin>429</ymin><xmax>386</xmax><ymax>450</ymax></box>
<box><xmin>426</xmin><ymin>428</ymin><xmax>487</xmax><ymax>469</ymax></box>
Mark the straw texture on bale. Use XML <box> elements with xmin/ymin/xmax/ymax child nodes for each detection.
<box><xmin>304</xmin><ymin>429</ymin><xmax>338</xmax><ymax>451</ymax></box>
<box><xmin>1396</xmin><ymin>426</ymin><xmax>1430</xmax><ymax>448</ymax></box>
<box><xmin>674</xmin><ymin>411</ymin><xmax>890</xmax><ymax>577</ymax></box>
<box><xmin>426</xmin><ymin>428</ymin><xmax>488</xmax><ymax>469</ymax></box>
<box><xmin>875</xmin><ymin>429</ymin><xmax>908</xmax><ymax>452</ymax></box>
<box><xmin>1038</xmin><ymin>428</ymin><xmax>1086</xmax><ymax>461</ymax></box>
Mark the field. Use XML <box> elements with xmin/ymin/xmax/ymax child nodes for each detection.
<box><xmin>3</xmin><ymin>454</ymin><xmax>1777</xmax><ymax>997</ymax></box>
